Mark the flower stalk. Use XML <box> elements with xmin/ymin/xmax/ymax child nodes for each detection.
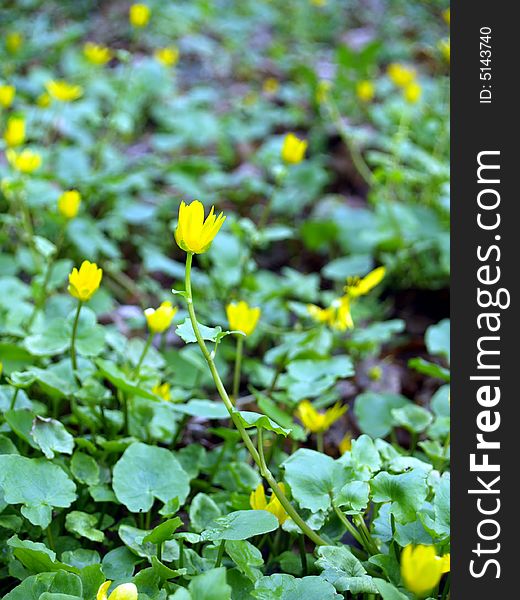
<box><xmin>70</xmin><ymin>300</ymin><xmax>83</xmax><ymax>372</ymax></box>
<box><xmin>183</xmin><ymin>252</ymin><xmax>326</xmax><ymax>547</ymax></box>
<box><xmin>232</xmin><ymin>335</ymin><xmax>243</xmax><ymax>402</ymax></box>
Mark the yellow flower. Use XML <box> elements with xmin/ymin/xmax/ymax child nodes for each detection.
<box><xmin>250</xmin><ymin>483</ymin><xmax>288</xmax><ymax>525</ymax></box>
<box><xmin>58</xmin><ymin>190</ymin><xmax>81</xmax><ymax>219</ymax></box>
<box><xmin>37</xmin><ymin>93</ymin><xmax>51</xmax><ymax>108</ymax></box>
<box><xmin>226</xmin><ymin>301</ymin><xmax>261</xmax><ymax>336</ymax></box>
<box><xmin>307</xmin><ymin>296</ymin><xmax>354</xmax><ymax>331</ymax></box>
<box><xmin>262</xmin><ymin>78</ymin><xmax>279</xmax><ymax>95</ymax></box>
<box><xmin>316</xmin><ymin>79</ymin><xmax>332</xmax><ymax>103</ymax></box>
<box><xmin>83</xmin><ymin>42</ymin><xmax>112</xmax><ymax>66</ymax></box>
<box><xmin>296</xmin><ymin>400</ymin><xmax>347</xmax><ymax>433</ymax></box>
<box><xmin>6</xmin><ymin>32</ymin><xmax>23</xmax><ymax>54</ymax></box>
<box><xmin>152</xmin><ymin>382</ymin><xmax>171</xmax><ymax>401</ymax></box>
<box><xmin>281</xmin><ymin>133</ymin><xmax>307</xmax><ymax>164</ymax></box>
<box><xmin>345</xmin><ymin>266</ymin><xmax>386</xmax><ymax>298</ymax></box>
<box><xmin>45</xmin><ymin>80</ymin><xmax>83</xmax><ymax>102</ymax></box>
<box><xmin>339</xmin><ymin>433</ymin><xmax>352</xmax><ymax>454</ymax></box>
<box><xmin>439</xmin><ymin>38</ymin><xmax>450</xmax><ymax>62</ymax></box>
<box><xmin>6</xmin><ymin>149</ymin><xmax>42</xmax><ymax>173</ymax></box>
<box><xmin>154</xmin><ymin>46</ymin><xmax>180</xmax><ymax>67</ymax></box>
<box><xmin>175</xmin><ymin>200</ymin><xmax>226</xmax><ymax>254</ymax></box>
<box><xmin>443</xmin><ymin>8</ymin><xmax>450</xmax><ymax>25</ymax></box>
<box><xmin>130</xmin><ymin>3</ymin><xmax>151</xmax><ymax>27</ymax></box>
<box><xmin>68</xmin><ymin>260</ymin><xmax>103</xmax><ymax>302</ymax></box>
<box><xmin>356</xmin><ymin>80</ymin><xmax>375</xmax><ymax>102</ymax></box>
<box><xmin>401</xmin><ymin>545</ymin><xmax>450</xmax><ymax>597</ymax></box>
<box><xmin>4</xmin><ymin>115</ymin><xmax>25</xmax><ymax>147</ymax></box>
<box><xmin>403</xmin><ymin>81</ymin><xmax>422</xmax><ymax>104</ymax></box>
<box><xmin>144</xmin><ymin>301</ymin><xmax>177</xmax><ymax>333</ymax></box>
<box><xmin>387</xmin><ymin>63</ymin><xmax>416</xmax><ymax>87</ymax></box>
<box><xmin>0</xmin><ymin>85</ymin><xmax>15</xmax><ymax>108</ymax></box>
<box><xmin>97</xmin><ymin>581</ymin><xmax>138</xmax><ymax>600</ymax></box>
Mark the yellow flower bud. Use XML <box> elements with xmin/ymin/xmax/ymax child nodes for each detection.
<box><xmin>262</xmin><ymin>78</ymin><xmax>279</xmax><ymax>95</ymax></box>
<box><xmin>439</xmin><ymin>38</ymin><xmax>450</xmax><ymax>62</ymax></box>
<box><xmin>152</xmin><ymin>382</ymin><xmax>171</xmax><ymax>401</ymax></box>
<box><xmin>296</xmin><ymin>400</ymin><xmax>347</xmax><ymax>433</ymax></box>
<box><xmin>58</xmin><ymin>190</ymin><xmax>81</xmax><ymax>219</ymax></box>
<box><xmin>37</xmin><ymin>93</ymin><xmax>51</xmax><ymax>108</ymax></box>
<box><xmin>387</xmin><ymin>63</ymin><xmax>416</xmax><ymax>87</ymax></box>
<box><xmin>154</xmin><ymin>46</ymin><xmax>179</xmax><ymax>67</ymax></box>
<box><xmin>281</xmin><ymin>133</ymin><xmax>307</xmax><ymax>164</ymax></box>
<box><xmin>45</xmin><ymin>80</ymin><xmax>83</xmax><ymax>102</ymax></box>
<box><xmin>345</xmin><ymin>266</ymin><xmax>386</xmax><ymax>298</ymax></box>
<box><xmin>83</xmin><ymin>42</ymin><xmax>112</xmax><ymax>66</ymax></box>
<box><xmin>6</xmin><ymin>148</ymin><xmax>42</xmax><ymax>173</ymax></box>
<box><xmin>0</xmin><ymin>84</ymin><xmax>15</xmax><ymax>109</ymax></box>
<box><xmin>97</xmin><ymin>581</ymin><xmax>139</xmax><ymax>600</ymax></box>
<box><xmin>356</xmin><ymin>80</ymin><xmax>375</xmax><ymax>103</ymax></box>
<box><xmin>403</xmin><ymin>81</ymin><xmax>422</xmax><ymax>104</ymax></box>
<box><xmin>144</xmin><ymin>301</ymin><xmax>177</xmax><ymax>333</ymax></box>
<box><xmin>4</xmin><ymin>115</ymin><xmax>25</xmax><ymax>147</ymax></box>
<box><xmin>175</xmin><ymin>200</ymin><xmax>226</xmax><ymax>254</ymax></box>
<box><xmin>6</xmin><ymin>32</ymin><xmax>23</xmax><ymax>54</ymax></box>
<box><xmin>68</xmin><ymin>260</ymin><xmax>103</xmax><ymax>302</ymax></box>
<box><xmin>226</xmin><ymin>301</ymin><xmax>261</xmax><ymax>336</ymax></box>
<box><xmin>250</xmin><ymin>483</ymin><xmax>288</xmax><ymax>525</ymax></box>
<box><xmin>129</xmin><ymin>3</ymin><xmax>151</xmax><ymax>27</ymax></box>
<box><xmin>401</xmin><ymin>545</ymin><xmax>450</xmax><ymax>597</ymax></box>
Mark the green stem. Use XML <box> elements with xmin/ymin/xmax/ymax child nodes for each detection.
<box><xmin>316</xmin><ymin>431</ymin><xmax>324</xmax><ymax>453</ymax></box>
<box><xmin>9</xmin><ymin>387</ymin><xmax>20</xmax><ymax>411</ymax></box>
<box><xmin>215</xmin><ymin>539</ymin><xmax>225</xmax><ymax>567</ymax></box>
<box><xmin>298</xmin><ymin>535</ymin><xmax>308</xmax><ymax>576</ymax></box>
<box><xmin>184</xmin><ymin>253</ymin><xmax>326</xmax><ymax>547</ymax></box>
<box><xmin>134</xmin><ymin>332</ymin><xmax>153</xmax><ymax>378</ymax></box>
<box><xmin>332</xmin><ymin>502</ymin><xmax>366</xmax><ymax>548</ymax></box>
<box><xmin>70</xmin><ymin>300</ymin><xmax>83</xmax><ymax>372</ymax></box>
<box><xmin>354</xmin><ymin>515</ymin><xmax>379</xmax><ymax>555</ymax></box>
<box><xmin>232</xmin><ymin>335</ymin><xmax>244</xmax><ymax>402</ymax></box>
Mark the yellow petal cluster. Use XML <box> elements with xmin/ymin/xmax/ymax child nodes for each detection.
<box><xmin>130</xmin><ymin>4</ymin><xmax>151</xmax><ymax>28</ymax></box>
<box><xmin>387</xmin><ymin>63</ymin><xmax>416</xmax><ymax>87</ymax></box>
<box><xmin>144</xmin><ymin>301</ymin><xmax>177</xmax><ymax>333</ymax></box>
<box><xmin>345</xmin><ymin>267</ymin><xmax>386</xmax><ymax>298</ymax></box>
<box><xmin>250</xmin><ymin>483</ymin><xmax>288</xmax><ymax>525</ymax></box>
<box><xmin>6</xmin><ymin>148</ymin><xmax>42</xmax><ymax>173</ymax></box>
<box><xmin>356</xmin><ymin>80</ymin><xmax>375</xmax><ymax>102</ymax></box>
<box><xmin>296</xmin><ymin>400</ymin><xmax>347</xmax><ymax>433</ymax></box>
<box><xmin>281</xmin><ymin>133</ymin><xmax>307</xmax><ymax>164</ymax></box>
<box><xmin>152</xmin><ymin>382</ymin><xmax>171</xmax><ymax>401</ymax></box>
<box><xmin>45</xmin><ymin>80</ymin><xmax>83</xmax><ymax>102</ymax></box>
<box><xmin>175</xmin><ymin>200</ymin><xmax>226</xmax><ymax>254</ymax></box>
<box><xmin>6</xmin><ymin>32</ymin><xmax>23</xmax><ymax>54</ymax></box>
<box><xmin>68</xmin><ymin>260</ymin><xmax>103</xmax><ymax>302</ymax></box>
<box><xmin>226</xmin><ymin>301</ymin><xmax>261</xmax><ymax>336</ymax></box>
<box><xmin>83</xmin><ymin>42</ymin><xmax>112</xmax><ymax>65</ymax></box>
<box><xmin>37</xmin><ymin>93</ymin><xmax>51</xmax><ymax>108</ymax></box>
<box><xmin>58</xmin><ymin>190</ymin><xmax>81</xmax><ymax>219</ymax></box>
<box><xmin>403</xmin><ymin>81</ymin><xmax>422</xmax><ymax>104</ymax></box>
<box><xmin>154</xmin><ymin>46</ymin><xmax>180</xmax><ymax>67</ymax></box>
<box><xmin>307</xmin><ymin>295</ymin><xmax>353</xmax><ymax>331</ymax></box>
<box><xmin>4</xmin><ymin>115</ymin><xmax>25</xmax><ymax>147</ymax></box>
<box><xmin>401</xmin><ymin>545</ymin><xmax>450</xmax><ymax>597</ymax></box>
<box><xmin>0</xmin><ymin>84</ymin><xmax>15</xmax><ymax>108</ymax></box>
<box><xmin>97</xmin><ymin>581</ymin><xmax>138</xmax><ymax>600</ymax></box>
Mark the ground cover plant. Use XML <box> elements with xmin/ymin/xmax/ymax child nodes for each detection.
<box><xmin>0</xmin><ymin>1</ymin><xmax>450</xmax><ymax>598</ymax></box>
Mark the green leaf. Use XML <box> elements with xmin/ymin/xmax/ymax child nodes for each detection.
<box><xmin>335</xmin><ymin>481</ymin><xmax>370</xmax><ymax>514</ymax></box>
<box><xmin>425</xmin><ymin>319</ymin><xmax>450</xmax><ymax>363</ymax></box>
<box><xmin>225</xmin><ymin>539</ymin><xmax>264</xmax><ymax>582</ymax></box>
<box><xmin>322</xmin><ymin>255</ymin><xmax>373</xmax><ymax>281</ymax></box>
<box><xmin>354</xmin><ymin>393</ymin><xmax>410</xmax><ymax>438</ymax></box>
<box><xmin>252</xmin><ymin>574</ymin><xmax>342</xmax><ymax>599</ymax></box>
<box><xmin>175</xmin><ymin>318</ymin><xmax>222</xmax><ymax>344</ymax></box>
<box><xmin>391</xmin><ymin>404</ymin><xmax>433</xmax><ymax>433</ymax></box>
<box><xmin>113</xmin><ymin>442</ymin><xmax>190</xmax><ymax>512</ymax></box>
<box><xmin>373</xmin><ymin>578</ymin><xmax>410</xmax><ymax>600</ymax></box>
<box><xmin>315</xmin><ymin>545</ymin><xmax>378</xmax><ymax>594</ymax></box>
<box><xmin>143</xmin><ymin>517</ymin><xmax>183</xmax><ymax>544</ymax></box>
<box><xmin>370</xmin><ymin>469</ymin><xmax>429</xmax><ymax>524</ymax></box>
<box><xmin>189</xmin><ymin>493</ymin><xmax>222</xmax><ymax>533</ymax></box>
<box><xmin>96</xmin><ymin>359</ymin><xmax>159</xmax><ymax>400</ymax></box>
<box><xmin>233</xmin><ymin>410</ymin><xmax>290</xmax><ymax>436</ymax></box>
<box><xmin>0</xmin><ymin>456</ymin><xmax>76</xmax><ymax>528</ymax></box>
<box><xmin>70</xmin><ymin>451</ymin><xmax>100</xmax><ymax>486</ymax></box>
<box><xmin>283</xmin><ymin>449</ymin><xmax>346</xmax><ymax>513</ymax></box>
<box><xmin>7</xmin><ymin>536</ymin><xmax>79</xmax><ymax>575</ymax></box>
<box><xmin>171</xmin><ymin>399</ymin><xmax>229</xmax><ymax>419</ymax></box>
<box><xmin>201</xmin><ymin>510</ymin><xmax>278</xmax><ymax>541</ymax></box>
<box><xmin>188</xmin><ymin>567</ymin><xmax>232</xmax><ymax>600</ymax></box>
<box><xmin>408</xmin><ymin>358</ymin><xmax>450</xmax><ymax>382</ymax></box>
<box><xmin>65</xmin><ymin>511</ymin><xmax>104</xmax><ymax>543</ymax></box>
<box><xmin>31</xmin><ymin>416</ymin><xmax>75</xmax><ymax>459</ymax></box>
